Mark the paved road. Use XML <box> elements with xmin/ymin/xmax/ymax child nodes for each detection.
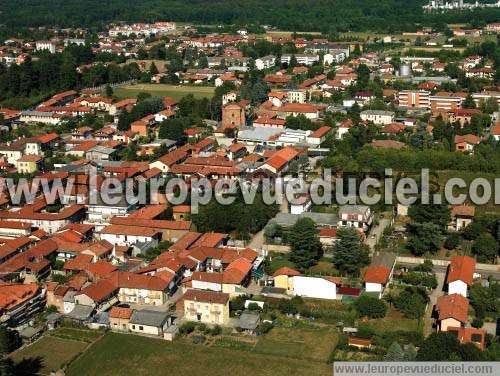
<box><xmin>423</xmin><ymin>271</ymin><xmax>446</xmax><ymax>336</ymax></box>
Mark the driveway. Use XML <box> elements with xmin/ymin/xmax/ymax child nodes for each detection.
<box><xmin>423</xmin><ymin>271</ymin><xmax>446</xmax><ymax>336</ymax></box>
<box><xmin>366</xmin><ymin>216</ymin><xmax>391</xmax><ymax>251</ymax></box>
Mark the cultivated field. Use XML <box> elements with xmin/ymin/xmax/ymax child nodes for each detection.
<box><xmin>66</xmin><ymin>332</ymin><xmax>333</xmax><ymax>376</ymax></box>
<box><xmin>10</xmin><ymin>336</ymin><xmax>89</xmax><ymax>375</ymax></box>
<box><xmin>114</xmin><ymin>83</ymin><xmax>215</xmax><ymax>101</ymax></box>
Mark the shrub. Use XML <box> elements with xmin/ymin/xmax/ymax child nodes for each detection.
<box><xmin>179</xmin><ymin>322</ymin><xmax>196</xmax><ymax>335</ymax></box>
<box><xmin>210</xmin><ymin>325</ymin><xmax>222</xmax><ymax>336</ymax></box>
<box><xmin>259</xmin><ymin>321</ymin><xmax>273</xmax><ymax>334</ymax></box>
<box><xmin>354</xmin><ymin>295</ymin><xmax>387</xmax><ymax>319</ymax></box>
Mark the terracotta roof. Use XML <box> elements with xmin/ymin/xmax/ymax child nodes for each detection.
<box><xmin>273</xmin><ymin>267</ymin><xmax>301</xmax><ymax>277</ymax></box>
<box><xmin>192</xmin><ymin>271</ymin><xmax>223</xmax><ymax>284</ymax></box>
<box><xmin>99</xmin><ymin>224</ymin><xmax>160</xmax><ymax>237</ymax></box>
<box><xmin>182</xmin><ymin>289</ymin><xmax>229</xmax><ymax>304</ymax></box>
<box><xmin>436</xmin><ymin>293</ymin><xmax>469</xmax><ymax>323</ymax></box>
<box><xmin>0</xmin><ymin>282</ymin><xmax>40</xmax><ymax>310</ymax></box>
<box><xmin>87</xmin><ymin>261</ymin><xmax>118</xmax><ymax>277</ymax></box>
<box><xmin>447</xmin><ymin>326</ymin><xmax>485</xmax><ymax>350</ymax></box>
<box><xmin>109</xmin><ymin>306</ymin><xmax>133</xmax><ymax>319</ymax></box>
<box><xmin>223</xmin><ymin>258</ymin><xmax>253</xmax><ymax>284</ymax></box>
<box><xmin>78</xmin><ymin>279</ymin><xmax>118</xmax><ymax>303</ymax></box>
<box><xmin>363</xmin><ymin>265</ymin><xmax>390</xmax><ymax>284</ymax></box>
<box><xmin>451</xmin><ymin>205</ymin><xmax>475</xmax><ymax>218</ymax></box>
<box><xmin>446</xmin><ymin>256</ymin><xmax>476</xmax><ymax>285</ymax></box>
<box><xmin>108</xmin><ymin>271</ymin><xmax>169</xmax><ymax>291</ymax></box>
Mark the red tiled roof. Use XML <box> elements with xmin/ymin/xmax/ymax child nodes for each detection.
<box><xmin>436</xmin><ymin>293</ymin><xmax>469</xmax><ymax>323</ymax></box>
<box><xmin>273</xmin><ymin>267</ymin><xmax>301</xmax><ymax>277</ymax></box>
<box><xmin>363</xmin><ymin>265</ymin><xmax>390</xmax><ymax>284</ymax></box>
<box><xmin>109</xmin><ymin>306</ymin><xmax>133</xmax><ymax>319</ymax></box>
<box><xmin>223</xmin><ymin>258</ymin><xmax>253</xmax><ymax>284</ymax></box>
<box><xmin>78</xmin><ymin>279</ymin><xmax>118</xmax><ymax>303</ymax></box>
<box><xmin>182</xmin><ymin>289</ymin><xmax>229</xmax><ymax>304</ymax></box>
<box><xmin>447</xmin><ymin>256</ymin><xmax>476</xmax><ymax>285</ymax></box>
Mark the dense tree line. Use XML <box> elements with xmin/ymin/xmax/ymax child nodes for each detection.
<box><xmin>3</xmin><ymin>1</ymin><xmax>500</xmax><ymax>36</ymax></box>
<box><xmin>0</xmin><ymin>45</ymin><xmax>141</xmax><ymax>108</ymax></box>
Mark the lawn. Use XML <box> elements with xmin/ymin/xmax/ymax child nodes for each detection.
<box><xmin>66</xmin><ymin>332</ymin><xmax>332</xmax><ymax>376</ymax></box>
<box><xmin>113</xmin><ymin>83</ymin><xmax>215</xmax><ymax>101</ymax></box>
<box><xmin>267</xmin><ymin>252</ymin><xmax>296</xmax><ymax>275</ymax></box>
<box><xmin>253</xmin><ymin>327</ymin><xmax>338</xmax><ymax>362</ymax></box>
<box><xmin>10</xmin><ymin>336</ymin><xmax>89</xmax><ymax>376</ymax></box>
<box><xmin>48</xmin><ymin>327</ymin><xmax>104</xmax><ymax>343</ymax></box>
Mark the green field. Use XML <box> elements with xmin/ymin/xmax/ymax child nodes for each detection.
<box><xmin>114</xmin><ymin>83</ymin><xmax>215</xmax><ymax>101</ymax></box>
<box><xmin>10</xmin><ymin>336</ymin><xmax>89</xmax><ymax>375</ymax></box>
<box><xmin>254</xmin><ymin>327</ymin><xmax>338</xmax><ymax>362</ymax></box>
<box><xmin>66</xmin><ymin>332</ymin><xmax>332</xmax><ymax>376</ymax></box>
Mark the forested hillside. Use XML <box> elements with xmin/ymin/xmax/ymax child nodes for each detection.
<box><xmin>1</xmin><ymin>0</ymin><xmax>500</xmax><ymax>35</ymax></box>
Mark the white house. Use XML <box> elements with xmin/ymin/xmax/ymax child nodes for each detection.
<box><xmin>337</xmin><ymin>205</ymin><xmax>373</xmax><ymax>232</ymax></box>
<box><xmin>292</xmin><ymin>276</ymin><xmax>339</xmax><ymax>300</ymax></box>
<box><xmin>98</xmin><ymin>225</ymin><xmax>160</xmax><ymax>247</ymax></box>
<box><xmin>191</xmin><ymin>272</ymin><xmax>223</xmax><ymax>292</ymax></box>
<box><xmin>446</xmin><ymin>256</ymin><xmax>476</xmax><ymax>297</ymax></box>
<box><xmin>255</xmin><ymin>55</ymin><xmax>276</xmax><ymax>70</ymax></box>
<box><xmin>360</xmin><ymin>110</ymin><xmax>395</xmax><ymax>125</ymax></box>
<box><xmin>363</xmin><ymin>252</ymin><xmax>396</xmax><ymax>299</ymax></box>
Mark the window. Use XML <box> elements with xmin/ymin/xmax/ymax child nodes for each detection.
<box><xmin>132</xmin><ymin>325</ymin><xmax>135</xmax><ymax>329</ymax></box>
<box><xmin>139</xmin><ymin>326</ymin><xmax>143</xmax><ymax>331</ymax></box>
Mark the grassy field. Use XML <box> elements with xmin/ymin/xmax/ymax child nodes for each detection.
<box><xmin>10</xmin><ymin>336</ymin><xmax>89</xmax><ymax>375</ymax></box>
<box><xmin>113</xmin><ymin>83</ymin><xmax>215</xmax><ymax>101</ymax></box>
<box><xmin>66</xmin><ymin>332</ymin><xmax>332</xmax><ymax>376</ymax></box>
<box><xmin>435</xmin><ymin>170</ymin><xmax>500</xmax><ymax>215</ymax></box>
<box><xmin>254</xmin><ymin>327</ymin><xmax>338</xmax><ymax>362</ymax></box>
<box><xmin>48</xmin><ymin>327</ymin><xmax>104</xmax><ymax>343</ymax></box>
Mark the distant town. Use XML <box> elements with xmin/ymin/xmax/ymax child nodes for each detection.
<box><xmin>0</xmin><ymin>11</ymin><xmax>497</xmax><ymax>376</ymax></box>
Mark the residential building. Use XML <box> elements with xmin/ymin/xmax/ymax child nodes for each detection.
<box><xmin>360</xmin><ymin>110</ymin><xmax>395</xmax><ymax>125</ymax></box>
<box><xmin>435</xmin><ymin>294</ymin><xmax>469</xmax><ymax>332</ymax></box>
<box><xmin>337</xmin><ymin>205</ymin><xmax>372</xmax><ymax>232</ymax></box>
<box><xmin>181</xmin><ymin>289</ymin><xmax>230</xmax><ymax>325</ymax></box>
<box><xmin>446</xmin><ymin>256</ymin><xmax>476</xmax><ymax>297</ymax></box>
<box><xmin>128</xmin><ymin>310</ymin><xmax>171</xmax><ymax>337</ymax></box>
<box><xmin>363</xmin><ymin>252</ymin><xmax>396</xmax><ymax>299</ymax></box>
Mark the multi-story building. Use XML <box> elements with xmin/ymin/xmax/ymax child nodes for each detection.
<box><xmin>397</xmin><ymin>90</ymin><xmax>430</xmax><ymax>109</ymax></box>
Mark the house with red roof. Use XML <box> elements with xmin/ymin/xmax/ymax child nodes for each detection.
<box><xmin>446</xmin><ymin>256</ymin><xmax>476</xmax><ymax>297</ymax></box>
<box><xmin>222</xmin><ymin>257</ymin><xmax>253</xmax><ymax>295</ymax></box>
<box><xmin>435</xmin><ymin>293</ymin><xmax>469</xmax><ymax>331</ymax></box>
<box><xmin>0</xmin><ymin>282</ymin><xmax>45</xmax><ymax>326</ymax></box>
<box><xmin>363</xmin><ymin>252</ymin><xmax>396</xmax><ymax>298</ymax></box>
<box><xmin>448</xmin><ymin>205</ymin><xmax>475</xmax><ymax>231</ymax></box>
<box><xmin>448</xmin><ymin>326</ymin><xmax>486</xmax><ymax>350</ymax></box>
<box><xmin>180</xmin><ymin>289</ymin><xmax>230</xmax><ymax>325</ymax></box>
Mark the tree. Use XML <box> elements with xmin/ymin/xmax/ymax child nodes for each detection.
<box><xmin>355</xmin><ymin>294</ymin><xmax>387</xmax><ymax>319</ymax></box>
<box><xmin>356</xmin><ymin>64</ymin><xmax>370</xmax><ymax>88</ymax></box>
<box><xmin>333</xmin><ymin>227</ymin><xmax>369</xmax><ymax>275</ymax></box>
<box><xmin>444</xmin><ymin>232</ymin><xmax>461</xmax><ymax>250</ymax></box>
<box><xmin>105</xmin><ymin>84</ymin><xmax>113</xmax><ymax>98</ymax></box>
<box><xmin>463</xmin><ymin>94</ymin><xmax>476</xmax><ymax>109</ymax></box>
<box><xmin>385</xmin><ymin>342</ymin><xmax>405</xmax><ymax>361</ymax></box>
<box><xmin>481</xmin><ymin>96</ymin><xmax>499</xmax><ymax>114</ymax></box>
<box><xmin>417</xmin><ymin>332</ymin><xmax>485</xmax><ymax>361</ymax></box>
<box><xmin>198</xmin><ymin>54</ymin><xmax>208</xmax><ymax>69</ymax></box>
<box><xmin>472</xmin><ymin>233</ymin><xmax>499</xmax><ymax>263</ymax></box>
<box><xmin>158</xmin><ymin>118</ymin><xmax>185</xmax><ymax>142</ymax></box>
<box><xmin>393</xmin><ymin>286</ymin><xmax>428</xmax><ymax>319</ymax></box>
<box><xmin>149</xmin><ymin>62</ymin><xmax>159</xmax><ymax>75</ymax></box>
<box><xmin>288</xmin><ymin>217</ymin><xmax>323</xmax><ymax>270</ymax></box>
<box><xmin>408</xmin><ymin>202</ymin><xmax>451</xmax><ymax>230</ymax></box>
